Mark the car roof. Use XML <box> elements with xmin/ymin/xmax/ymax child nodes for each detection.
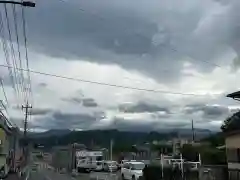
<box><xmin>128</xmin><ymin>161</ymin><xmax>145</xmax><ymax>165</ymax></box>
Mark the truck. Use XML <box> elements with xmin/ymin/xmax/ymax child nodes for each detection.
<box><xmin>76</xmin><ymin>150</ymin><xmax>103</xmax><ymax>172</ymax></box>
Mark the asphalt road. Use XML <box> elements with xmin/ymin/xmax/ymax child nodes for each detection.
<box><xmin>27</xmin><ymin>169</ymin><xmax>119</xmax><ymax>180</ymax></box>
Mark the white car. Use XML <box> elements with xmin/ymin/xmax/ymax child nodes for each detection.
<box><xmin>119</xmin><ymin>160</ymin><xmax>129</xmax><ymax>169</ymax></box>
<box><xmin>121</xmin><ymin>161</ymin><xmax>145</xmax><ymax>180</ymax></box>
<box><xmin>102</xmin><ymin>161</ymin><xmax>118</xmax><ymax>172</ymax></box>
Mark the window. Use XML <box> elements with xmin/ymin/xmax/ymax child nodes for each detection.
<box><xmin>229</xmin><ymin>170</ymin><xmax>240</xmax><ymax>180</ymax></box>
<box><xmin>123</xmin><ymin>163</ymin><xmax>129</xmax><ymax>169</ymax></box>
<box><xmin>96</xmin><ymin>156</ymin><xmax>103</xmax><ymax>161</ymax></box>
<box><xmin>227</xmin><ymin>149</ymin><xmax>238</xmax><ymax>163</ymax></box>
<box><xmin>131</xmin><ymin>163</ymin><xmax>145</xmax><ymax>170</ymax></box>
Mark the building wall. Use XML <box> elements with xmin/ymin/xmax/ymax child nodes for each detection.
<box><xmin>0</xmin><ymin>128</ymin><xmax>9</xmax><ymax>155</ymax></box>
<box><xmin>226</xmin><ymin>134</ymin><xmax>240</xmax><ymax>148</ymax></box>
<box><xmin>226</xmin><ymin>134</ymin><xmax>240</xmax><ymax>180</ymax></box>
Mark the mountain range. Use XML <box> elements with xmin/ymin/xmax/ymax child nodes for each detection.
<box><xmin>28</xmin><ymin>128</ymin><xmax>215</xmax><ymax>149</ymax></box>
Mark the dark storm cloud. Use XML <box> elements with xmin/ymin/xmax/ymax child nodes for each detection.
<box><xmin>101</xmin><ymin>117</ymin><xmax>190</xmax><ymax>132</ymax></box>
<box><xmin>82</xmin><ymin>98</ymin><xmax>98</xmax><ymax>107</ymax></box>
<box><xmin>38</xmin><ymin>83</ymin><xmax>48</xmax><ymax>88</ymax></box>
<box><xmin>61</xmin><ymin>96</ymin><xmax>98</xmax><ymax>107</ymax></box>
<box><xmin>184</xmin><ymin>104</ymin><xmax>230</xmax><ymax>119</ymax></box>
<box><xmin>21</xmin><ymin>0</ymin><xmax>239</xmax><ymax>82</ymax></box>
<box><xmin>30</xmin><ymin>111</ymin><xmax>97</xmax><ymax>129</ymax></box>
<box><xmin>29</xmin><ymin>108</ymin><xmax>52</xmax><ymax>116</ymax></box>
<box><xmin>62</xmin><ymin>97</ymin><xmax>82</xmax><ymax>104</ymax></box>
<box><xmin>119</xmin><ymin>102</ymin><xmax>170</xmax><ymax>113</ymax></box>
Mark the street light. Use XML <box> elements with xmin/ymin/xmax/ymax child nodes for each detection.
<box><xmin>0</xmin><ymin>1</ymin><xmax>35</xmax><ymax>7</ymax></box>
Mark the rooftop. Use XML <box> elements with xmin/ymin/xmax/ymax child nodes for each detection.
<box><xmin>128</xmin><ymin>161</ymin><xmax>145</xmax><ymax>165</ymax></box>
<box><xmin>227</xmin><ymin>91</ymin><xmax>240</xmax><ymax>100</ymax></box>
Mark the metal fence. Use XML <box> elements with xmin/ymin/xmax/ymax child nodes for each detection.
<box><xmin>142</xmin><ymin>165</ymin><xmax>228</xmax><ymax>180</ymax></box>
<box><xmin>199</xmin><ymin>165</ymin><xmax>228</xmax><ymax>180</ymax></box>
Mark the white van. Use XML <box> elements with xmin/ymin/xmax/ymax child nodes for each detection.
<box><xmin>121</xmin><ymin>161</ymin><xmax>145</xmax><ymax>180</ymax></box>
<box><xmin>76</xmin><ymin>151</ymin><xmax>103</xmax><ymax>172</ymax></box>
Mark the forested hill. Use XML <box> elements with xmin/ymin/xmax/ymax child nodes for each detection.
<box><xmin>28</xmin><ymin>129</ymin><xmax>213</xmax><ymax>149</ymax></box>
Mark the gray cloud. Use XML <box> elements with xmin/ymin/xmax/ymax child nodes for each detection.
<box><xmin>184</xmin><ymin>104</ymin><xmax>230</xmax><ymax>119</ymax></box>
<box><xmin>61</xmin><ymin>96</ymin><xmax>98</xmax><ymax>107</ymax></box>
<box><xmin>21</xmin><ymin>0</ymin><xmax>240</xmax><ymax>83</ymax></box>
<box><xmin>30</xmin><ymin>111</ymin><xmax>97</xmax><ymax>129</ymax></box>
<box><xmin>82</xmin><ymin>98</ymin><xmax>98</xmax><ymax>107</ymax></box>
<box><xmin>62</xmin><ymin>97</ymin><xmax>82</xmax><ymax>104</ymax></box>
<box><xmin>29</xmin><ymin>107</ymin><xmax>52</xmax><ymax>116</ymax></box>
<box><xmin>119</xmin><ymin>102</ymin><xmax>170</xmax><ymax>113</ymax></box>
<box><xmin>6</xmin><ymin>0</ymin><xmax>240</xmax><ymax>132</ymax></box>
<box><xmin>97</xmin><ymin>117</ymin><xmax>194</xmax><ymax>132</ymax></box>
<box><xmin>38</xmin><ymin>83</ymin><xmax>48</xmax><ymax>88</ymax></box>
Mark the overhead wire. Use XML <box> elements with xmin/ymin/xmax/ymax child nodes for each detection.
<box><xmin>20</xmin><ymin>2</ymin><xmax>33</xmax><ymax>106</ymax></box>
<box><xmin>12</xmin><ymin>3</ymin><xmax>26</xmax><ymax>104</ymax></box>
<box><xmin>0</xmin><ymin>64</ymin><xmax>222</xmax><ymax>97</ymax></box>
<box><xmin>0</xmin><ymin>78</ymin><xmax>9</xmax><ymax>105</ymax></box>
<box><xmin>3</xmin><ymin>4</ymin><xmax>21</xmax><ymax>105</ymax></box>
<box><xmin>0</xmin><ymin>10</ymin><xmax>18</xmax><ymax>104</ymax></box>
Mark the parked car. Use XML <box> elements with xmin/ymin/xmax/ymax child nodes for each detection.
<box><xmin>118</xmin><ymin>160</ymin><xmax>129</xmax><ymax>169</ymax></box>
<box><xmin>60</xmin><ymin>168</ymin><xmax>66</xmax><ymax>174</ymax></box>
<box><xmin>102</xmin><ymin>161</ymin><xmax>118</xmax><ymax>172</ymax></box>
<box><xmin>121</xmin><ymin>161</ymin><xmax>145</xmax><ymax>180</ymax></box>
<box><xmin>71</xmin><ymin>169</ymin><xmax>78</xmax><ymax>177</ymax></box>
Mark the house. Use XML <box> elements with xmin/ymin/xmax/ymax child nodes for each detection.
<box><xmin>224</xmin><ymin>91</ymin><xmax>240</xmax><ymax>179</ymax></box>
<box><xmin>222</xmin><ymin>110</ymin><xmax>240</xmax><ymax>180</ymax></box>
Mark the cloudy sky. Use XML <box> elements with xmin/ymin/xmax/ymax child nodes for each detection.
<box><xmin>1</xmin><ymin>0</ymin><xmax>240</xmax><ymax>132</ymax></box>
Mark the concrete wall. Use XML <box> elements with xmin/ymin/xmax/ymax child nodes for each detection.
<box><xmin>226</xmin><ymin>134</ymin><xmax>240</xmax><ymax>148</ymax></box>
<box><xmin>199</xmin><ymin>165</ymin><xmax>228</xmax><ymax>180</ymax></box>
<box><xmin>0</xmin><ymin>128</ymin><xmax>9</xmax><ymax>155</ymax></box>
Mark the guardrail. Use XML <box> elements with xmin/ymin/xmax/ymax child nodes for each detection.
<box><xmin>89</xmin><ymin>172</ymin><xmax>118</xmax><ymax>180</ymax></box>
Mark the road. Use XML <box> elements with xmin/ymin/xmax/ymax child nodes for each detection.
<box><xmin>26</xmin><ymin>169</ymin><xmax>119</xmax><ymax>180</ymax></box>
<box><xmin>28</xmin><ymin>169</ymin><xmax>75</xmax><ymax>180</ymax></box>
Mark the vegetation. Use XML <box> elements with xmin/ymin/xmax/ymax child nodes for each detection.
<box><xmin>221</xmin><ymin>110</ymin><xmax>240</xmax><ymax>132</ymax></box>
<box><xmin>180</xmin><ymin>144</ymin><xmax>226</xmax><ymax>165</ymax></box>
<box><xmin>28</xmin><ymin>129</ymin><xmax>178</xmax><ymax>149</ymax></box>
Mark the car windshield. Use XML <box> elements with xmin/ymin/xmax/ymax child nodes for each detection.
<box><xmin>132</xmin><ymin>164</ymin><xmax>145</xmax><ymax>170</ymax></box>
<box><xmin>107</xmin><ymin>162</ymin><xmax>117</xmax><ymax>165</ymax></box>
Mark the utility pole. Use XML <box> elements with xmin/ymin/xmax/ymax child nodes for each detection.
<box><xmin>110</xmin><ymin>139</ymin><xmax>113</xmax><ymax>161</ymax></box>
<box><xmin>191</xmin><ymin>119</ymin><xmax>195</xmax><ymax>143</ymax></box>
<box><xmin>22</xmin><ymin>102</ymin><xmax>32</xmax><ymax>139</ymax></box>
<box><xmin>22</xmin><ymin>102</ymin><xmax>32</xmax><ymax>165</ymax></box>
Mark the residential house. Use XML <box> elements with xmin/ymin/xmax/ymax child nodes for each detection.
<box><xmin>222</xmin><ymin>111</ymin><xmax>240</xmax><ymax>180</ymax></box>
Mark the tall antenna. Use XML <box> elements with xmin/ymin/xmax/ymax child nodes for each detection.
<box><xmin>192</xmin><ymin>119</ymin><xmax>195</xmax><ymax>142</ymax></box>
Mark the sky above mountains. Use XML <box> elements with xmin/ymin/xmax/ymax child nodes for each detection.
<box><xmin>1</xmin><ymin>0</ymin><xmax>240</xmax><ymax>132</ymax></box>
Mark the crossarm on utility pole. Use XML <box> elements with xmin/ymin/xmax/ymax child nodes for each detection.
<box><xmin>0</xmin><ymin>1</ymin><xmax>35</xmax><ymax>7</ymax></box>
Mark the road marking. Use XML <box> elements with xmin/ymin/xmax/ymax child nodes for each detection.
<box><xmin>25</xmin><ymin>171</ymin><xmax>30</xmax><ymax>180</ymax></box>
<box><xmin>45</xmin><ymin>175</ymin><xmax>52</xmax><ymax>180</ymax></box>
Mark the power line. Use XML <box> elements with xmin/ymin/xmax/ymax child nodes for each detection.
<box><xmin>0</xmin><ymin>78</ymin><xmax>9</xmax><ymax>105</ymax></box>
<box><xmin>21</xmin><ymin>3</ymin><xmax>33</xmax><ymax>105</ymax></box>
<box><xmin>3</xmin><ymin>3</ymin><xmax>21</xmax><ymax>103</ymax></box>
<box><xmin>0</xmin><ymin>64</ymin><xmax>219</xmax><ymax>97</ymax></box>
<box><xmin>12</xmin><ymin>3</ymin><xmax>26</xmax><ymax>103</ymax></box>
<box><xmin>0</xmin><ymin>10</ymin><xmax>18</xmax><ymax>104</ymax></box>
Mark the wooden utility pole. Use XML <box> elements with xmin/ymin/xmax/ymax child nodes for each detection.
<box><xmin>22</xmin><ymin>102</ymin><xmax>32</xmax><ymax>164</ymax></box>
<box><xmin>22</xmin><ymin>102</ymin><xmax>32</xmax><ymax>139</ymax></box>
<box><xmin>192</xmin><ymin>119</ymin><xmax>195</xmax><ymax>142</ymax></box>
